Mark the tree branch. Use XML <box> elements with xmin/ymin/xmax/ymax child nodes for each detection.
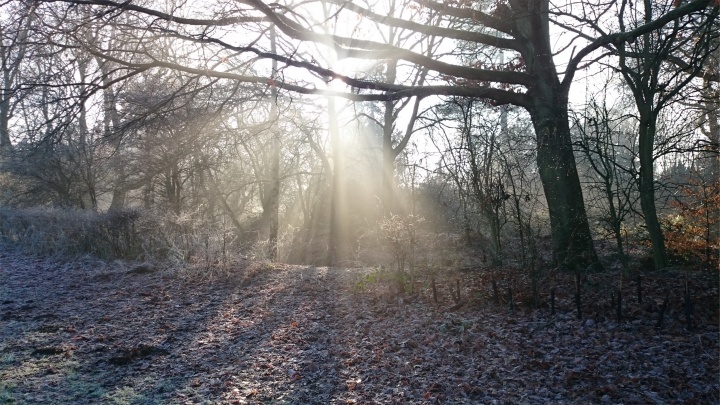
<box><xmin>414</xmin><ymin>0</ymin><xmax>514</xmax><ymax>35</ymax></box>
<box><xmin>240</xmin><ymin>0</ymin><xmax>531</xmax><ymax>86</ymax></box>
<box><xmin>327</xmin><ymin>0</ymin><xmax>523</xmax><ymax>52</ymax></box>
<box><xmin>562</xmin><ymin>0</ymin><xmax>717</xmax><ymax>95</ymax></box>
<box><xmin>80</xmin><ymin>46</ymin><xmax>531</xmax><ymax>105</ymax></box>
<box><xmin>40</xmin><ymin>0</ymin><xmax>266</xmax><ymax>25</ymax></box>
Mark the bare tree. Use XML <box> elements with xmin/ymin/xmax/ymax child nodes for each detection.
<box><xmin>573</xmin><ymin>96</ymin><xmax>638</xmax><ymax>269</ymax></box>
<box><xmin>610</xmin><ymin>0</ymin><xmax>719</xmax><ymax>269</ymax></box>
<box><xmin>0</xmin><ymin>1</ymin><xmax>38</xmax><ymax>149</ymax></box>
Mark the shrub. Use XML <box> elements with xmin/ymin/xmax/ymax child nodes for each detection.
<box><xmin>664</xmin><ymin>179</ymin><xmax>719</xmax><ymax>267</ymax></box>
<box><xmin>0</xmin><ymin>207</ymin><xmax>240</xmax><ymax>266</ymax></box>
<box><xmin>0</xmin><ymin>207</ymin><xmax>147</xmax><ymax>259</ymax></box>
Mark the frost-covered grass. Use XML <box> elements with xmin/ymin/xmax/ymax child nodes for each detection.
<box><xmin>0</xmin><ymin>207</ymin><xmax>150</xmax><ymax>260</ymax></box>
<box><xmin>0</xmin><ymin>207</ymin><xmax>239</xmax><ymax>266</ymax></box>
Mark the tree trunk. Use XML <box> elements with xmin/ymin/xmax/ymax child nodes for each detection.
<box><xmin>532</xmin><ymin>104</ymin><xmax>598</xmax><ymax>271</ymax></box>
<box><xmin>143</xmin><ymin>179</ymin><xmax>153</xmax><ymax>208</ymax></box>
<box><xmin>0</xmin><ymin>4</ymin><xmax>34</xmax><ymax>150</ymax></box>
<box><xmin>165</xmin><ymin>164</ymin><xmax>182</xmax><ymax>214</ymax></box>
<box><xmin>638</xmin><ymin>113</ymin><xmax>668</xmax><ymax>270</ymax></box>
<box><xmin>267</xmin><ymin>25</ymin><xmax>280</xmax><ymax>261</ymax></box>
<box><xmin>102</xmin><ymin>71</ymin><xmax>127</xmax><ymax>210</ymax></box>
<box><xmin>381</xmin><ymin>61</ymin><xmax>398</xmax><ymax>216</ymax></box>
<box><xmin>382</xmin><ymin>121</ymin><xmax>395</xmax><ymax>215</ymax></box>
<box><xmin>519</xmin><ymin>0</ymin><xmax>599</xmax><ymax>271</ymax></box>
<box><xmin>77</xmin><ymin>58</ymin><xmax>97</xmax><ymax>210</ymax></box>
<box><xmin>327</xmin><ymin>97</ymin><xmax>342</xmax><ymax>265</ymax></box>
<box><xmin>0</xmin><ymin>84</ymin><xmax>10</xmax><ymax>148</ymax></box>
<box><xmin>109</xmin><ymin>187</ymin><xmax>127</xmax><ymax>211</ymax></box>
<box><xmin>487</xmin><ymin>208</ymin><xmax>503</xmax><ymax>265</ymax></box>
<box><xmin>604</xmin><ymin>168</ymin><xmax>628</xmax><ymax>269</ymax></box>
<box><xmin>268</xmin><ymin>135</ymin><xmax>280</xmax><ymax>260</ymax></box>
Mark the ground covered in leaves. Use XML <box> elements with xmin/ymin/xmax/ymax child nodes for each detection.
<box><xmin>0</xmin><ymin>249</ymin><xmax>718</xmax><ymax>404</ymax></box>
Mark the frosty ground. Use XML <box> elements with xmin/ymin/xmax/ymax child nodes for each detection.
<box><xmin>0</xmin><ymin>250</ymin><xmax>717</xmax><ymax>404</ymax></box>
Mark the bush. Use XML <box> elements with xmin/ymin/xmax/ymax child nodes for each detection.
<box><xmin>664</xmin><ymin>179</ymin><xmax>719</xmax><ymax>267</ymax></box>
<box><xmin>0</xmin><ymin>207</ymin><xmax>240</xmax><ymax>266</ymax></box>
<box><xmin>0</xmin><ymin>207</ymin><xmax>147</xmax><ymax>259</ymax></box>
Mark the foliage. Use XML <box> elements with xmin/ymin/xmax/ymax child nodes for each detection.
<box><xmin>354</xmin><ymin>215</ymin><xmax>458</xmax><ymax>296</ymax></box>
<box><xmin>663</xmin><ymin>179</ymin><xmax>720</xmax><ymax>266</ymax></box>
<box><xmin>378</xmin><ymin>214</ymin><xmax>424</xmax><ymax>273</ymax></box>
<box><xmin>353</xmin><ymin>266</ymin><xmax>386</xmax><ymax>293</ymax></box>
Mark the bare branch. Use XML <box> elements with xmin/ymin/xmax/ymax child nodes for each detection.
<box><xmin>562</xmin><ymin>0</ymin><xmax>717</xmax><ymax>95</ymax></box>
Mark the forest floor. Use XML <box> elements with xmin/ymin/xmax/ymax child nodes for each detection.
<box><xmin>0</xmin><ymin>249</ymin><xmax>718</xmax><ymax>405</ymax></box>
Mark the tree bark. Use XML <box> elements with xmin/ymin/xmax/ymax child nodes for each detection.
<box><xmin>327</xmin><ymin>97</ymin><xmax>342</xmax><ymax>265</ymax></box>
<box><xmin>519</xmin><ymin>1</ymin><xmax>599</xmax><ymax>271</ymax></box>
<box><xmin>533</xmin><ymin>107</ymin><xmax>598</xmax><ymax>270</ymax></box>
<box><xmin>268</xmin><ymin>26</ymin><xmax>280</xmax><ymax>261</ymax></box>
<box><xmin>268</xmin><ymin>134</ymin><xmax>280</xmax><ymax>260</ymax></box>
<box><xmin>0</xmin><ymin>80</ymin><xmax>10</xmax><ymax>148</ymax></box>
<box><xmin>638</xmin><ymin>113</ymin><xmax>668</xmax><ymax>269</ymax></box>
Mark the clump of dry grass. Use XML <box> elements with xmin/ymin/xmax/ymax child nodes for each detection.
<box><xmin>0</xmin><ymin>207</ymin><xmax>232</xmax><ymax>263</ymax></box>
<box><xmin>0</xmin><ymin>207</ymin><xmax>148</xmax><ymax>259</ymax></box>
<box><xmin>0</xmin><ymin>207</ymin><xmax>270</xmax><ymax>282</ymax></box>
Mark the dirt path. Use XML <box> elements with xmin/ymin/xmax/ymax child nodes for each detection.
<box><xmin>1</xmin><ymin>251</ymin><xmax>718</xmax><ymax>404</ymax></box>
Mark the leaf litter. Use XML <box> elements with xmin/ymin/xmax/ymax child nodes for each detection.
<box><xmin>0</xmin><ymin>249</ymin><xmax>717</xmax><ymax>404</ymax></box>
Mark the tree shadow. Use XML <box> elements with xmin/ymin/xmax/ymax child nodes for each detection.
<box><xmin>0</xmin><ymin>257</ymin><xmax>360</xmax><ymax>403</ymax></box>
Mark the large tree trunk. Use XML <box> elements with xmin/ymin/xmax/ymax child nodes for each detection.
<box><xmin>531</xmin><ymin>103</ymin><xmax>598</xmax><ymax>271</ymax></box>
<box><xmin>519</xmin><ymin>0</ymin><xmax>600</xmax><ymax>271</ymax></box>
<box><xmin>638</xmin><ymin>113</ymin><xmax>668</xmax><ymax>269</ymax></box>
<box><xmin>108</xmin><ymin>187</ymin><xmax>126</xmax><ymax>211</ymax></box>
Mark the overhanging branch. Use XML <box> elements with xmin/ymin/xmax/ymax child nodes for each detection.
<box><xmin>562</xmin><ymin>0</ymin><xmax>717</xmax><ymax>95</ymax></box>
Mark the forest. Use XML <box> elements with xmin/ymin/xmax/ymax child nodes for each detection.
<box><xmin>0</xmin><ymin>0</ymin><xmax>718</xmax><ymax>403</ymax></box>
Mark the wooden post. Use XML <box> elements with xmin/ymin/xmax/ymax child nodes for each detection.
<box><xmin>574</xmin><ymin>274</ymin><xmax>582</xmax><ymax>320</ymax></box>
<box><xmin>656</xmin><ymin>294</ymin><xmax>669</xmax><ymax>328</ymax></box>
<box><xmin>684</xmin><ymin>285</ymin><xmax>694</xmax><ymax>331</ymax></box>
<box><xmin>492</xmin><ymin>278</ymin><xmax>499</xmax><ymax>305</ymax></box>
